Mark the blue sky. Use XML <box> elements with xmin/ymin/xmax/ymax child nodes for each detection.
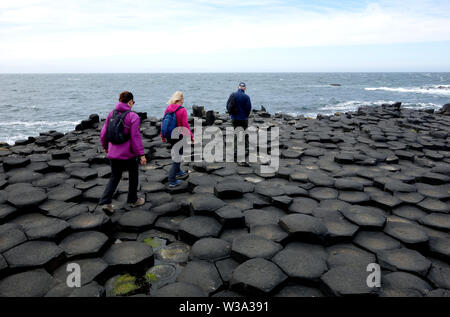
<box><xmin>0</xmin><ymin>0</ymin><xmax>449</xmax><ymax>72</ymax></box>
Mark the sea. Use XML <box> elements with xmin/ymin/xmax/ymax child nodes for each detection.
<box><xmin>0</xmin><ymin>72</ymin><xmax>449</xmax><ymax>145</ymax></box>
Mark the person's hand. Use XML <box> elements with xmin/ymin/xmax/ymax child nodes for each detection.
<box><xmin>140</xmin><ymin>156</ymin><xmax>147</xmax><ymax>165</ymax></box>
<box><xmin>161</xmin><ymin>137</ymin><xmax>166</xmax><ymax>143</ymax></box>
<box><xmin>104</xmin><ymin>148</ymin><xmax>108</xmax><ymax>154</ymax></box>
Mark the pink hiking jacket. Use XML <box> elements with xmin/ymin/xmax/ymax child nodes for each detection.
<box><xmin>100</xmin><ymin>102</ymin><xmax>145</xmax><ymax>160</ymax></box>
<box><xmin>161</xmin><ymin>104</ymin><xmax>194</xmax><ymax>141</ymax></box>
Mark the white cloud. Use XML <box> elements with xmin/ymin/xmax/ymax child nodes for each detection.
<box><xmin>0</xmin><ymin>0</ymin><xmax>449</xmax><ymax>65</ymax></box>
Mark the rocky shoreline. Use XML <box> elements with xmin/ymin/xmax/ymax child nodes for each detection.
<box><xmin>0</xmin><ymin>102</ymin><xmax>449</xmax><ymax>297</ymax></box>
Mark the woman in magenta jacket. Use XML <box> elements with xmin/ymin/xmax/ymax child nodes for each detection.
<box><xmin>161</xmin><ymin>91</ymin><xmax>193</xmax><ymax>187</ymax></box>
<box><xmin>99</xmin><ymin>91</ymin><xmax>147</xmax><ymax>214</ymax></box>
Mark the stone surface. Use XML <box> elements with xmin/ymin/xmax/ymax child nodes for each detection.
<box><xmin>190</xmin><ymin>195</ymin><xmax>226</xmax><ymax>214</ymax></box>
<box><xmin>47</xmin><ymin>186</ymin><xmax>82</xmax><ymax>202</ymax></box>
<box><xmin>231</xmin><ymin>234</ymin><xmax>282</xmax><ymax>262</ymax></box>
<box><xmin>279</xmin><ymin>214</ymin><xmax>327</xmax><ymax>242</ymax></box>
<box><xmin>327</xmin><ymin>244</ymin><xmax>376</xmax><ymax>268</ymax></box>
<box><xmin>288</xmin><ymin>197</ymin><xmax>318</xmax><ymax>215</ymax></box>
<box><xmin>0</xmin><ymin>224</ymin><xmax>27</xmax><ymax>253</ymax></box>
<box><xmin>59</xmin><ymin>231</ymin><xmax>109</xmax><ymax>258</ymax></box>
<box><xmin>418</xmin><ymin>198</ymin><xmax>450</xmax><ymax>213</ymax></box>
<box><xmin>377</xmin><ymin>248</ymin><xmax>431</xmax><ymax>276</ymax></box>
<box><xmin>309</xmin><ymin>187</ymin><xmax>339</xmax><ymax>200</ymax></box>
<box><xmin>156</xmin><ymin>241</ymin><xmax>191</xmax><ymax>263</ymax></box>
<box><xmin>0</xmin><ymin>269</ymin><xmax>54</xmax><ymax>297</ymax></box>
<box><xmin>230</xmin><ymin>258</ymin><xmax>288</xmax><ymax>295</ymax></box>
<box><xmin>419</xmin><ymin>213</ymin><xmax>450</xmax><ymax>231</ymax></box>
<box><xmin>0</xmin><ymin>106</ymin><xmax>449</xmax><ymax>297</ymax></box>
<box><xmin>215</xmin><ymin>258</ymin><xmax>239</xmax><ymax>284</ymax></box>
<box><xmin>176</xmin><ymin>260</ymin><xmax>222</xmax><ymax>295</ymax></box>
<box><xmin>103</xmin><ymin>241</ymin><xmax>154</xmax><ymax>272</ymax></box>
<box><xmin>179</xmin><ymin>216</ymin><xmax>222</xmax><ymax>243</ymax></box>
<box><xmin>320</xmin><ymin>265</ymin><xmax>379</xmax><ymax>296</ymax></box>
<box><xmin>118</xmin><ymin>210</ymin><xmax>158</xmax><ymax>231</ymax></box>
<box><xmin>250</xmin><ymin>224</ymin><xmax>289</xmax><ymax>243</ymax></box>
<box><xmin>354</xmin><ymin>231</ymin><xmax>401</xmax><ymax>253</ymax></box>
<box><xmin>53</xmin><ymin>258</ymin><xmax>108</xmax><ymax>286</ymax></box>
<box><xmin>145</xmin><ymin>263</ymin><xmax>179</xmax><ymax>292</ymax></box>
<box><xmin>12</xmin><ymin>213</ymin><xmax>69</xmax><ymax>240</ymax></box>
<box><xmin>339</xmin><ymin>205</ymin><xmax>386</xmax><ymax>228</ymax></box>
<box><xmin>272</xmin><ymin>242</ymin><xmax>327</xmax><ymax>281</ymax></box>
<box><xmin>69</xmin><ymin>212</ymin><xmax>110</xmax><ymax>230</ymax></box>
<box><xmin>7</xmin><ymin>186</ymin><xmax>47</xmax><ymax>208</ymax></box>
<box><xmin>384</xmin><ymin>221</ymin><xmax>429</xmax><ymax>245</ymax></box>
<box><xmin>381</xmin><ymin>272</ymin><xmax>433</xmax><ymax>295</ymax></box>
<box><xmin>427</xmin><ymin>259</ymin><xmax>450</xmax><ymax>290</ymax></box>
<box><xmin>190</xmin><ymin>238</ymin><xmax>231</xmax><ymax>262</ymax></box>
<box><xmin>3</xmin><ymin>241</ymin><xmax>63</xmax><ymax>269</ymax></box>
<box><xmin>70</xmin><ymin>168</ymin><xmax>98</xmax><ymax>181</ymax></box>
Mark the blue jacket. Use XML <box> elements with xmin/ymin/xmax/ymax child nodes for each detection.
<box><xmin>229</xmin><ymin>89</ymin><xmax>252</xmax><ymax>120</ymax></box>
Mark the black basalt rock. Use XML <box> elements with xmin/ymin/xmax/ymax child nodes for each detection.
<box><xmin>176</xmin><ymin>260</ymin><xmax>223</xmax><ymax>295</ymax></box>
<box><xmin>230</xmin><ymin>258</ymin><xmax>287</xmax><ymax>295</ymax></box>
<box><xmin>278</xmin><ymin>214</ymin><xmax>328</xmax><ymax>244</ymax></box>
<box><xmin>231</xmin><ymin>234</ymin><xmax>282</xmax><ymax>262</ymax></box>
<box><xmin>3</xmin><ymin>241</ymin><xmax>64</xmax><ymax>271</ymax></box>
<box><xmin>178</xmin><ymin>216</ymin><xmax>222</xmax><ymax>244</ymax></box>
<box><xmin>102</xmin><ymin>241</ymin><xmax>154</xmax><ymax>276</ymax></box>
<box><xmin>272</xmin><ymin>242</ymin><xmax>327</xmax><ymax>281</ymax></box>
<box><xmin>0</xmin><ymin>269</ymin><xmax>55</xmax><ymax>297</ymax></box>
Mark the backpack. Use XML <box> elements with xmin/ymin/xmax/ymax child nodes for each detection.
<box><xmin>226</xmin><ymin>92</ymin><xmax>238</xmax><ymax>115</ymax></box>
<box><xmin>106</xmin><ymin>110</ymin><xmax>132</xmax><ymax>144</ymax></box>
<box><xmin>161</xmin><ymin>106</ymin><xmax>183</xmax><ymax>140</ymax></box>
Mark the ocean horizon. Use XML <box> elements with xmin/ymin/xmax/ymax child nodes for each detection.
<box><xmin>1</xmin><ymin>72</ymin><xmax>449</xmax><ymax>145</ymax></box>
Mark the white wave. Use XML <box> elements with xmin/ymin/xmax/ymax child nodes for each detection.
<box><xmin>0</xmin><ymin>120</ymin><xmax>80</xmax><ymax>127</ymax></box>
<box><xmin>0</xmin><ymin>134</ymin><xmax>34</xmax><ymax>145</ymax></box>
<box><xmin>318</xmin><ymin>100</ymin><xmax>441</xmax><ymax>113</ymax></box>
<box><xmin>365</xmin><ymin>85</ymin><xmax>450</xmax><ymax>96</ymax></box>
<box><xmin>319</xmin><ymin>100</ymin><xmax>387</xmax><ymax>111</ymax></box>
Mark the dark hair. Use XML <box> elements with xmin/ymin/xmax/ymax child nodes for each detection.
<box><xmin>119</xmin><ymin>91</ymin><xmax>134</xmax><ymax>103</ymax></box>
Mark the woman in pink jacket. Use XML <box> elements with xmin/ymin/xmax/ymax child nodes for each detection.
<box><xmin>99</xmin><ymin>91</ymin><xmax>147</xmax><ymax>214</ymax></box>
<box><xmin>161</xmin><ymin>91</ymin><xmax>193</xmax><ymax>187</ymax></box>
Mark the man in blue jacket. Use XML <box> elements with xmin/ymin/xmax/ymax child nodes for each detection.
<box><xmin>228</xmin><ymin>82</ymin><xmax>252</xmax><ymax>130</ymax></box>
<box><xmin>227</xmin><ymin>82</ymin><xmax>252</xmax><ymax>165</ymax></box>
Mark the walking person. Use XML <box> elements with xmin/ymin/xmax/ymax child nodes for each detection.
<box><xmin>99</xmin><ymin>91</ymin><xmax>147</xmax><ymax>214</ymax></box>
<box><xmin>161</xmin><ymin>91</ymin><xmax>193</xmax><ymax>188</ymax></box>
<box><xmin>226</xmin><ymin>82</ymin><xmax>252</xmax><ymax>165</ymax></box>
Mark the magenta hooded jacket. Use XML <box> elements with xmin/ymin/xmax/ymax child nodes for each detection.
<box><xmin>100</xmin><ymin>102</ymin><xmax>145</xmax><ymax>160</ymax></box>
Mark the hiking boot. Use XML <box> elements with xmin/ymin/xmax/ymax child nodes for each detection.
<box><xmin>101</xmin><ymin>204</ymin><xmax>114</xmax><ymax>214</ymax></box>
<box><xmin>129</xmin><ymin>197</ymin><xmax>145</xmax><ymax>208</ymax></box>
<box><xmin>169</xmin><ymin>180</ymin><xmax>182</xmax><ymax>188</ymax></box>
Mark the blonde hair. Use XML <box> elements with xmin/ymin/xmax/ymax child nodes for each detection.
<box><xmin>167</xmin><ymin>91</ymin><xmax>184</xmax><ymax>105</ymax></box>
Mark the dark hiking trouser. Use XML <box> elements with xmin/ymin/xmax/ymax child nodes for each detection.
<box><xmin>232</xmin><ymin>119</ymin><xmax>249</xmax><ymax>156</ymax></box>
<box><xmin>168</xmin><ymin>139</ymin><xmax>184</xmax><ymax>184</ymax></box>
<box><xmin>99</xmin><ymin>157</ymin><xmax>139</xmax><ymax>205</ymax></box>
<box><xmin>232</xmin><ymin>119</ymin><xmax>249</xmax><ymax>130</ymax></box>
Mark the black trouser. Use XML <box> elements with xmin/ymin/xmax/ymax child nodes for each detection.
<box><xmin>232</xmin><ymin>119</ymin><xmax>249</xmax><ymax>155</ymax></box>
<box><xmin>99</xmin><ymin>158</ymin><xmax>139</xmax><ymax>205</ymax></box>
<box><xmin>232</xmin><ymin>119</ymin><xmax>249</xmax><ymax>130</ymax></box>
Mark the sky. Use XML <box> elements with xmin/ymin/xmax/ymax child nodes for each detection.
<box><xmin>0</xmin><ymin>0</ymin><xmax>450</xmax><ymax>72</ymax></box>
